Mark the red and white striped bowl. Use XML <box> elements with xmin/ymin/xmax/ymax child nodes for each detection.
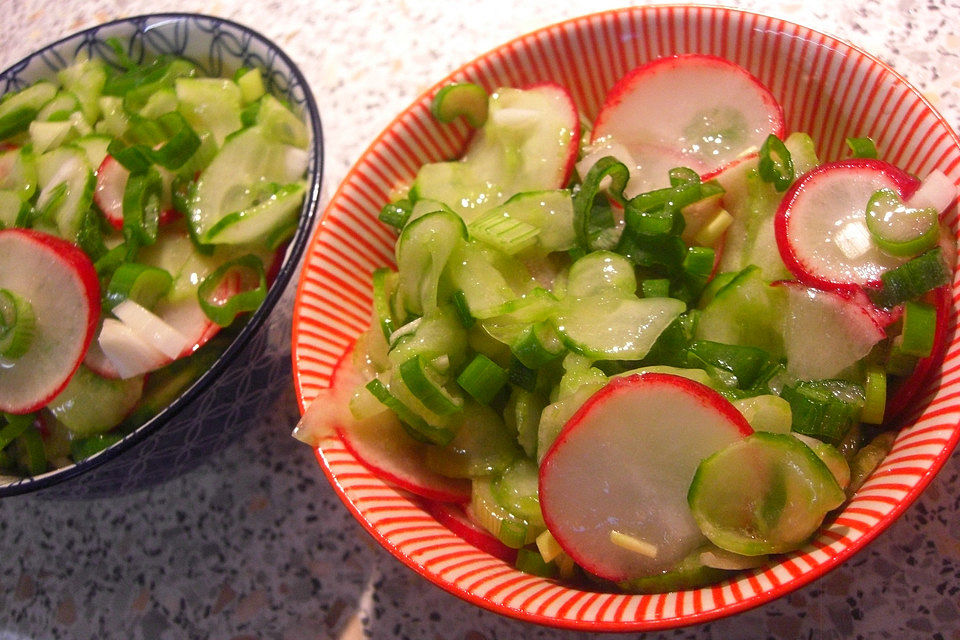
<box><xmin>292</xmin><ymin>6</ymin><xmax>960</xmax><ymax>631</ymax></box>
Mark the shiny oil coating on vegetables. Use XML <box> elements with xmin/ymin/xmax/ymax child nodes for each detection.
<box><xmin>0</xmin><ymin>48</ymin><xmax>308</xmax><ymax>477</ymax></box>
<box><xmin>294</xmin><ymin>54</ymin><xmax>955</xmax><ymax>592</ymax></box>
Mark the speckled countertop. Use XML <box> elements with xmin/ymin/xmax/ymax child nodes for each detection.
<box><xmin>2</xmin><ymin>1</ymin><xmax>959</xmax><ymax>638</ymax></box>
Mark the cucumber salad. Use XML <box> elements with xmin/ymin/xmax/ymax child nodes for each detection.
<box><xmin>0</xmin><ymin>47</ymin><xmax>308</xmax><ymax>478</ymax></box>
<box><xmin>295</xmin><ymin>54</ymin><xmax>956</xmax><ymax>591</ymax></box>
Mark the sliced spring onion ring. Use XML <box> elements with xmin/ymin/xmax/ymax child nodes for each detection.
<box><xmin>865</xmin><ymin>188</ymin><xmax>939</xmax><ymax>257</ymax></box>
<box><xmin>0</xmin><ymin>413</ymin><xmax>34</xmax><ymax>451</ymax></box>
<box><xmin>456</xmin><ymin>354</ymin><xmax>509</xmax><ymax>405</ymax></box>
<box><xmin>899</xmin><ymin>300</ymin><xmax>937</xmax><ymax>357</ymax></box>
<box><xmin>121</xmin><ymin>168</ymin><xmax>162</xmax><ymax>247</ymax></box>
<box><xmin>869</xmin><ymin>248</ymin><xmax>949</xmax><ymax>308</ymax></box>
<box><xmin>0</xmin><ymin>288</ymin><xmax>35</xmax><ymax>359</ymax></box>
<box><xmin>378</xmin><ymin>198</ymin><xmax>412</xmax><ymax>229</ymax></box>
<box><xmin>758</xmin><ymin>134</ymin><xmax>794</xmax><ymax>192</ymax></box>
<box><xmin>398</xmin><ymin>355</ymin><xmax>463</xmax><ymax>416</ymax></box>
<box><xmin>846</xmin><ymin>136</ymin><xmax>878</xmax><ymax>159</ymax></box>
<box><xmin>431</xmin><ymin>83</ymin><xmax>489</xmax><ymax>128</ymax></box>
<box><xmin>365</xmin><ymin>378</ymin><xmax>454</xmax><ymax>445</ymax></box>
<box><xmin>104</xmin><ymin>262</ymin><xmax>173</xmax><ymax>310</ymax></box>
<box><xmin>197</xmin><ymin>254</ymin><xmax>267</xmax><ymax>327</ymax></box>
<box><xmin>861</xmin><ymin>366</ymin><xmax>887</xmax><ymax>424</ymax></box>
<box><xmin>572</xmin><ymin>155</ymin><xmax>630</xmax><ymax>251</ymax></box>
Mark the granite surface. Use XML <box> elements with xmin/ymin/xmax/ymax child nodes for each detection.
<box><xmin>2</xmin><ymin>0</ymin><xmax>960</xmax><ymax>638</ymax></box>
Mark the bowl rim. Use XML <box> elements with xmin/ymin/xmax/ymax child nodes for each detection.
<box><xmin>292</xmin><ymin>3</ymin><xmax>960</xmax><ymax>631</ymax></box>
<box><xmin>0</xmin><ymin>12</ymin><xmax>324</xmax><ymax>497</ymax></box>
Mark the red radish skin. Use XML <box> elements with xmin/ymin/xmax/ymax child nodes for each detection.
<box><xmin>775</xmin><ymin>159</ymin><xmax>921</xmax><ymax>294</ymax></box>
<box><xmin>538</xmin><ymin>373</ymin><xmax>752</xmax><ymax>582</ymax></box>
<box><xmin>94</xmin><ymin>155</ymin><xmax>180</xmax><ymax>230</ymax></box>
<box><xmin>296</xmin><ymin>341</ymin><xmax>471</xmax><ymax>503</ymax></box>
<box><xmin>428</xmin><ymin>501</ymin><xmax>518</xmax><ymax>563</ymax></box>
<box><xmin>592</xmin><ymin>54</ymin><xmax>784</xmax><ymax>187</ymax></box>
<box><xmin>0</xmin><ymin>229</ymin><xmax>100</xmax><ymax>414</ymax></box>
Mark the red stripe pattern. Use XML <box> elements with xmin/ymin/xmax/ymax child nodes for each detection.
<box><xmin>291</xmin><ymin>6</ymin><xmax>960</xmax><ymax>631</ymax></box>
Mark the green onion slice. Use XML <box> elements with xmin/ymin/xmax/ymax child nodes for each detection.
<box><xmin>430</xmin><ymin>83</ymin><xmax>489</xmax><ymax>128</ymax></box>
<box><xmin>868</xmin><ymin>248</ymin><xmax>949</xmax><ymax>308</ymax></box>
<box><xmin>104</xmin><ymin>263</ymin><xmax>173</xmax><ymax>311</ymax></box>
<box><xmin>846</xmin><ymin>137</ymin><xmax>878</xmax><ymax>159</ymax></box>
<box><xmin>0</xmin><ymin>288</ymin><xmax>35</xmax><ymax>359</ymax></box>
<box><xmin>573</xmin><ymin>156</ymin><xmax>630</xmax><ymax>251</ymax></box>
<box><xmin>379</xmin><ymin>199</ymin><xmax>412</xmax><ymax>229</ymax></box>
<box><xmin>899</xmin><ymin>300</ymin><xmax>937</xmax><ymax>357</ymax></box>
<box><xmin>456</xmin><ymin>354</ymin><xmax>509</xmax><ymax>405</ymax></box>
<box><xmin>365</xmin><ymin>378</ymin><xmax>454</xmax><ymax>445</ymax></box>
<box><xmin>197</xmin><ymin>254</ymin><xmax>267</xmax><ymax>327</ymax></box>
<box><xmin>398</xmin><ymin>355</ymin><xmax>463</xmax><ymax>416</ymax></box>
<box><xmin>0</xmin><ymin>413</ymin><xmax>34</xmax><ymax>451</ymax></box>
<box><xmin>865</xmin><ymin>188</ymin><xmax>939</xmax><ymax>257</ymax></box>
<box><xmin>122</xmin><ymin>168</ymin><xmax>163</xmax><ymax>247</ymax></box>
<box><xmin>758</xmin><ymin>134</ymin><xmax>794</xmax><ymax>192</ymax></box>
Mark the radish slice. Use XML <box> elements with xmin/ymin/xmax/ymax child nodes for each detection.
<box><xmin>774</xmin><ymin>280</ymin><xmax>886</xmax><ymax>380</ymax></box>
<box><xmin>538</xmin><ymin>373</ymin><xmax>752</xmax><ymax>582</ymax></box>
<box><xmin>97</xmin><ymin>317</ymin><xmax>171</xmax><ymax>379</ymax></box>
<box><xmin>94</xmin><ymin>155</ymin><xmax>180</xmax><ymax>230</ymax></box>
<box><xmin>591</xmin><ymin>54</ymin><xmax>784</xmax><ymax>192</ymax></box>
<box><xmin>83</xmin><ymin>327</ymin><xmax>122</xmax><ymax>379</ymax></box>
<box><xmin>906</xmin><ymin>169</ymin><xmax>957</xmax><ymax>214</ymax></box>
<box><xmin>0</xmin><ymin>228</ymin><xmax>100</xmax><ymax>413</ymax></box>
<box><xmin>294</xmin><ymin>341</ymin><xmax>471</xmax><ymax>503</ymax></box>
<box><xmin>428</xmin><ymin>501</ymin><xmax>517</xmax><ymax>563</ymax></box>
<box><xmin>775</xmin><ymin>159</ymin><xmax>921</xmax><ymax>292</ymax></box>
<box><xmin>112</xmin><ymin>299</ymin><xmax>192</xmax><ymax>359</ymax></box>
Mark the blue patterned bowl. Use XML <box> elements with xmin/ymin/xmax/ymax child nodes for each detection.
<box><xmin>0</xmin><ymin>13</ymin><xmax>323</xmax><ymax>497</ymax></box>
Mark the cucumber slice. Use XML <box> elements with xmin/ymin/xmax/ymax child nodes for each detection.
<box><xmin>688</xmin><ymin>431</ymin><xmax>846</xmax><ymax>555</ymax></box>
<box><xmin>201</xmin><ymin>181</ymin><xmax>305</xmax><ymax>248</ymax></box>
<box><xmin>554</xmin><ymin>295</ymin><xmax>685</xmax><ymax>360</ymax></box>
<box><xmin>188</xmin><ymin>125</ymin><xmax>307</xmax><ymax>242</ymax></box>
<box><xmin>35</xmin><ymin>92</ymin><xmax>79</xmax><ymax>122</ymax></box>
<box><xmin>447</xmin><ymin>240</ymin><xmax>535</xmax><ymax>319</ymax></box>
<box><xmin>72</xmin><ymin>134</ymin><xmax>112</xmax><ymax>171</ymax></box>
<box><xmin>46</xmin><ymin>365</ymin><xmax>144</xmax><ymax>436</ymax></box>
<box><xmin>398</xmin><ymin>354</ymin><xmax>464</xmax><ymax>416</ymax></box>
<box><xmin>565</xmin><ymin>250</ymin><xmax>637</xmax><ymax>298</ymax></box>
<box><xmin>470</xmin><ymin>475</ymin><xmax>540</xmax><ymax>548</ymax></box>
<box><xmin>696</xmin><ymin>265</ymin><xmax>786</xmax><ymax>357</ymax></box>
<box><xmin>395</xmin><ymin>210</ymin><xmax>467</xmax><ymax>315</ymax></box>
<box><xmin>35</xmin><ymin>146</ymin><xmax>94</xmax><ymax>241</ymax></box>
<box><xmin>257</xmin><ymin>94</ymin><xmax>309</xmax><ymax>149</ymax></box>
<box><xmin>0</xmin><ymin>82</ymin><xmax>57</xmax><ymax>139</ymax></box>
<box><xmin>491</xmin><ymin>457</ymin><xmax>545</xmax><ymax>527</ymax></box>
<box><xmin>0</xmin><ymin>146</ymin><xmax>37</xmax><ymax>200</ymax></box>
<box><xmin>29</xmin><ymin>120</ymin><xmax>74</xmax><ymax>154</ymax></box>
<box><xmin>58</xmin><ymin>57</ymin><xmax>107</xmax><ymax>124</ymax></box>
<box><xmin>0</xmin><ymin>190</ymin><xmax>27</xmax><ymax>228</ymax></box>
<box><xmin>423</xmin><ymin>401</ymin><xmax>521</xmax><ymax>478</ymax></box>
<box><xmin>468</xmin><ymin>189</ymin><xmax>576</xmax><ymax>254</ymax></box>
<box><xmin>175</xmin><ymin>77</ymin><xmax>242</xmax><ymax>146</ymax></box>
<box><xmin>413</xmin><ymin>84</ymin><xmax>578</xmax><ymax>222</ymax></box>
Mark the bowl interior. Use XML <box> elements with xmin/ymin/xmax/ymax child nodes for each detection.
<box><xmin>292</xmin><ymin>5</ymin><xmax>959</xmax><ymax>631</ymax></box>
<box><xmin>0</xmin><ymin>13</ymin><xmax>322</xmax><ymax>496</ymax></box>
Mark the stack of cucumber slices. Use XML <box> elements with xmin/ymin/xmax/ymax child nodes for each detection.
<box><xmin>0</xmin><ymin>48</ymin><xmax>308</xmax><ymax>477</ymax></box>
<box><xmin>296</xmin><ymin>54</ymin><xmax>956</xmax><ymax>591</ymax></box>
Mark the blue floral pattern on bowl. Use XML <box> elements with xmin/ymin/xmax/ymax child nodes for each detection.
<box><xmin>0</xmin><ymin>13</ymin><xmax>323</xmax><ymax>498</ymax></box>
